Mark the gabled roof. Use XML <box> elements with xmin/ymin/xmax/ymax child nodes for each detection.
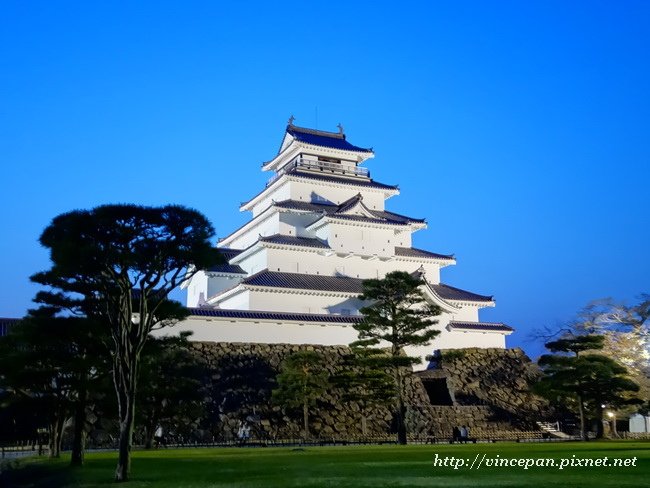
<box><xmin>448</xmin><ymin>321</ymin><xmax>514</xmax><ymax>333</ymax></box>
<box><xmin>259</xmin><ymin>234</ymin><xmax>329</xmax><ymax>249</ymax></box>
<box><xmin>240</xmin><ymin>270</ymin><xmax>493</xmax><ymax>304</ymax></box>
<box><xmin>239</xmin><ymin>172</ymin><xmax>399</xmax><ymax>213</ymax></box>
<box><xmin>285</xmin><ymin>124</ymin><xmax>373</xmax><ymax>154</ymax></box>
<box><xmin>395</xmin><ymin>247</ymin><xmax>455</xmax><ymax>261</ymax></box>
<box><xmin>273</xmin><ymin>199</ymin><xmax>425</xmax><ymax>226</ymax></box>
<box><xmin>188</xmin><ymin>307</ymin><xmax>363</xmax><ymax>324</ymax></box>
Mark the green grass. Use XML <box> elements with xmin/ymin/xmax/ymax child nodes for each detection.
<box><xmin>3</xmin><ymin>441</ymin><xmax>649</xmax><ymax>487</ymax></box>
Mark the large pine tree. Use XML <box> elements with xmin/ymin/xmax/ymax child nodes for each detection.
<box><xmin>353</xmin><ymin>271</ymin><xmax>441</xmax><ymax>444</ymax></box>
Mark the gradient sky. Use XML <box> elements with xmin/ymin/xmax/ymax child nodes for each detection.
<box><xmin>1</xmin><ymin>1</ymin><xmax>648</xmax><ymax>358</ymax></box>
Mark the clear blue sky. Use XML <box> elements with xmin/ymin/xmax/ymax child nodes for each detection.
<box><xmin>1</xmin><ymin>1</ymin><xmax>648</xmax><ymax>357</ymax></box>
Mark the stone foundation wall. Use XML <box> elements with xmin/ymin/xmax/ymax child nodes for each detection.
<box><xmin>190</xmin><ymin>342</ymin><xmax>548</xmax><ymax>440</ymax></box>
<box><xmin>419</xmin><ymin>347</ymin><xmax>550</xmax><ymax>430</ymax></box>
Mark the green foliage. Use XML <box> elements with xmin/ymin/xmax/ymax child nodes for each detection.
<box><xmin>535</xmin><ymin>334</ymin><xmax>641</xmax><ymax>439</ymax></box>
<box><xmin>0</xmin><ymin>310</ymin><xmax>108</xmax><ymax>459</ymax></box>
<box><xmin>354</xmin><ymin>271</ymin><xmax>442</xmax><ymax>360</ymax></box>
<box><xmin>272</xmin><ymin>351</ymin><xmax>329</xmax><ymax>437</ymax></box>
<box><xmin>137</xmin><ymin>334</ymin><xmax>206</xmax><ymax>448</ymax></box>
<box><xmin>332</xmin><ymin>347</ymin><xmax>395</xmax><ymax>408</ymax></box>
<box><xmin>353</xmin><ymin>271</ymin><xmax>442</xmax><ymax>444</ymax></box>
<box><xmin>544</xmin><ymin>335</ymin><xmax>605</xmax><ymax>355</ymax></box>
<box><xmin>31</xmin><ymin>204</ymin><xmax>220</xmax><ymax>481</ymax></box>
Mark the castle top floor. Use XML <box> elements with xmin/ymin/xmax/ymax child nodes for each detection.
<box><xmin>262</xmin><ymin>119</ymin><xmax>374</xmax><ymax>178</ymax></box>
<box><xmin>241</xmin><ymin>120</ymin><xmax>399</xmax><ymax>217</ymax></box>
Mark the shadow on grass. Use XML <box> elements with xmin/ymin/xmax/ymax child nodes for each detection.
<box><xmin>0</xmin><ymin>459</ymin><xmax>73</xmax><ymax>488</ymax></box>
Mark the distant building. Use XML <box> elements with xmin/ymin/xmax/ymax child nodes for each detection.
<box><xmin>167</xmin><ymin>120</ymin><xmax>513</xmax><ymax>367</ymax></box>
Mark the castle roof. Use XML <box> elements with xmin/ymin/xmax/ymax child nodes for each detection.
<box><xmin>188</xmin><ymin>307</ymin><xmax>362</xmax><ymax>324</ymax></box>
<box><xmin>259</xmin><ymin>234</ymin><xmax>329</xmax><ymax>249</ymax></box>
<box><xmin>240</xmin><ymin>172</ymin><xmax>398</xmax><ymax>212</ymax></box>
<box><xmin>273</xmin><ymin>199</ymin><xmax>425</xmax><ymax>226</ymax></box>
<box><xmin>447</xmin><ymin>321</ymin><xmax>514</xmax><ymax>333</ymax></box>
<box><xmin>207</xmin><ymin>248</ymin><xmax>246</xmax><ymax>274</ymax></box>
<box><xmin>394</xmin><ymin>247</ymin><xmax>455</xmax><ymax>261</ymax></box>
<box><xmin>285</xmin><ymin>124</ymin><xmax>373</xmax><ymax>154</ymax></box>
<box><xmin>241</xmin><ymin>270</ymin><xmax>493</xmax><ymax>303</ymax></box>
<box><xmin>284</xmin><ymin>171</ymin><xmax>398</xmax><ymax>190</ymax></box>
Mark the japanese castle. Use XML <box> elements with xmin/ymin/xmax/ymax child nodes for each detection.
<box><xmin>175</xmin><ymin>120</ymin><xmax>513</xmax><ymax>366</ymax></box>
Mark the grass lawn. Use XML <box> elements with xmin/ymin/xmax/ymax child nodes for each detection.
<box><xmin>2</xmin><ymin>441</ymin><xmax>649</xmax><ymax>487</ymax></box>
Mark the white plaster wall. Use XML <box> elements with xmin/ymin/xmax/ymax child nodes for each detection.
<box><xmin>248</xmin><ymin>290</ymin><xmax>365</xmax><ymax>315</ymax></box>
<box><xmin>225</xmin><ymin>212</ymin><xmax>281</xmax><ymax>249</ymax></box>
<box><xmin>186</xmin><ymin>271</ymin><xmax>209</xmax><ymax>307</ymax></box>
<box><xmin>263</xmin><ymin>248</ymin><xmax>443</xmax><ymax>282</ymax></box>
<box><xmin>289</xmin><ymin>180</ymin><xmax>387</xmax><ymax>210</ymax></box>
<box><xmin>443</xmin><ymin>306</ymin><xmax>481</xmax><ymax>322</ymax></box>
<box><xmin>250</xmin><ymin>181</ymin><xmax>291</xmax><ymax>218</ymax></box>
<box><xmin>325</xmin><ymin>223</ymin><xmax>406</xmax><ymax>259</ymax></box>
<box><xmin>154</xmin><ymin>316</ymin><xmax>506</xmax><ymax>370</ymax></box>
<box><xmin>393</xmin><ymin>229</ymin><xmax>412</xmax><ymax>248</ymax></box>
<box><xmin>383</xmin><ymin>259</ymin><xmax>441</xmax><ymax>283</ymax></box>
<box><xmin>236</xmin><ymin>248</ymin><xmax>268</xmax><ymax>275</ymax></box>
<box><xmin>279</xmin><ymin>212</ymin><xmax>321</xmax><ymax>237</ymax></box>
<box><xmin>429</xmin><ymin>329</ymin><xmax>507</xmax><ymax>350</ymax></box>
<box><xmin>154</xmin><ymin>316</ymin><xmax>359</xmax><ymax>348</ymax></box>
<box><xmin>215</xmin><ymin>289</ymin><xmax>251</xmax><ymax>310</ymax></box>
<box><xmin>206</xmin><ymin>274</ymin><xmax>244</xmax><ymax>302</ymax></box>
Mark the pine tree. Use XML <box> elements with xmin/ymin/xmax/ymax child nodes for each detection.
<box><xmin>535</xmin><ymin>334</ymin><xmax>641</xmax><ymax>440</ymax></box>
<box><xmin>353</xmin><ymin>271</ymin><xmax>441</xmax><ymax>444</ymax></box>
<box><xmin>272</xmin><ymin>351</ymin><xmax>329</xmax><ymax>439</ymax></box>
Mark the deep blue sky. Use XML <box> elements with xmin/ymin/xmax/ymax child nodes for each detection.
<box><xmin>2</xmin><ymin>1</ymin><xmax>648</xmax><ymax>357</ymax></box>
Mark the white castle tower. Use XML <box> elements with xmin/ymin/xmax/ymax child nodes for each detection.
<box><xmin>175</xmin><ymin>120</ymin><xmax>513</xmax><ymax>367</ymax></box>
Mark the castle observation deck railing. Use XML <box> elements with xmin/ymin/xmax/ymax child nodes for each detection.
<box><xmin>267</xmin><ymin>158</ymin><xmax>370</xmax><ymax>187</ymax></box>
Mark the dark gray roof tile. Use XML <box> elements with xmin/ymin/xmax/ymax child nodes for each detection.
<box><xmin>273</xmin><ymin>200</ymin><xmax>423</xmax><ymax>225</ymax></box>
<box><xmin>448</xmin><ymin>321</ymin><xmax>513</xmax><ymax>332</ymax></box>
<box><xmin>259</xmin><ymin>234</ymin><xmax>329</xmax><ymax>249</ymax></box>
<box><xmin>243</xmin><ymin>270</ymin><xmax>362</xmax><ymax>293</ymax></box>
<box><xmin>286</xmin><ymin>125</ymin><xmax>373</xmax><ymax>153</ymax></box>
<box><xmin>432</xmin><ymin>283</ymin><xmax>494</xmax><ymax>303</ymax></box>
<box><xmin>207</xmin><ymin>248</ymin><xmax>246</xmax><ymax>274</ymax></box>
<box><xmin>241</xmin><ymin>271</ymin><xmax>494</xmax><ymax>304</ymax></box>
<box><xmin>395</xmin><ymin>247</ymin><xmax>454</xmax><ymax>261</ymax></box>
<box><xmin>188</xmin><ymin>307</ymin><xmax>362</xmax><ymax>324</ymax></box>
<box><xmin>287</xmin><ymin>171</ymin><xmax>398</xmax><ymax>190</ymax></box>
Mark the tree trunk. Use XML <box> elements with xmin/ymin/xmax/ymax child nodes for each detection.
<box><xmin>303</xmin><ymin>401</ymin><xmax>309</xmax><ymax>440</ymax></box>
<box><xmin>114</xmin><ymin>350</ymin><xmax>139</xmax><ymax>482</ymax></box>
<box><xmin>70</xmin><ymin>382</ymin><xmax>88</xmax><ymax>466</ymax></box>
<box><xmin>144</xmin><ymin>419</ymin><xmax>156</xmax><ymax>450</ymax></box>
<box><xmin>394</xmin><ymin>367</ymin><xmax>407</xmax><ymax>445</ymax></box>
<box><xmin>144</xmin><ymin>431</ymin><xmax>155</xmax><ymax>450</ymax></box>
<box><xmin>577</xmin><ymin>395</ymin><xmax>588</xmax><ymax>441</ymax></box>
<box><xmin>396</xmin><ymin>398</ymin><xmax>407</xmax><ymax>445</ymax></box>
<box><xmin>48</xmin><ymin>422</ymin><xmax>60</xmax><ymax>458</ymax></box>
<box><xmin>595</xmin><ymin>405</ymin><xmax>605</xmax><ymax>439</ymax></box>
<box><xmin>49</xmin><ymin>413</ymin><xmax>65</xmax><ymax>458</ymax></box>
